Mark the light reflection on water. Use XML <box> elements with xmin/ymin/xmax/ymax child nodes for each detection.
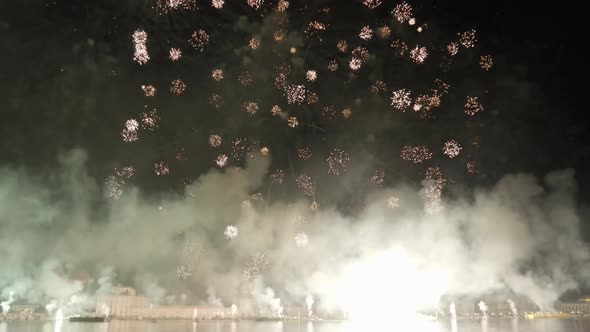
<box><xmin>0</xmin><ymin>319</ymin><xmax>588</xmax><ymax>332</ymax></box>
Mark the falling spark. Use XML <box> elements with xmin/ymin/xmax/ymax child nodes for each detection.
<box><xmin>274</xmin><ymin>30</ymin><xmax>286</xmax><ymax>42</ymax></box>
<box><xmin>377</xmin><ymin>26</ymin><xmax>391</xmax><ymax>39</ymax></box>
<box><xmin>465</xmin><ymin>96</ymin><xmax>483</xmax><ymax>116</ymax></box>
<box><xmin>480</xmin><ymin>55</ymin><xmax>493</xmax><ymax>70</ymax></box>
<box><xmin>132</xmin><ymin>30</ymin><xmax>149</xmax><ymax>65</ymax></box>
<box><xmin>243</xmin><ymin>101</ymin><xmax>259</xmax><ymax>115</ymax></box>
<box><xmin>271</xmin><ymin>169</ymin><xmax>284</xmax><ymax>184</ymax></box>
<box><xmin>140</xmin><ymin>107</ymin><xmax>159</xmax><ymax>130</ymax></box>
<box><xmin>390</xmin><ymin>89</ymin><xmax>412</xmax><ymax>110</ymax></box>
<box><xmin>443</xmin><ymin>140</ymin><xmax>462</xmax><ymax>158</ymax></box>
<box><xmin>392</xmin><ymin>2</ymin><xmax>413</xmax><ymax>23</ymax></box>
<box><xmin>400</xmin><ymin>145</ymin><xmax>433</xmax><ymax>163</ymax></box>
<box><xmin>288</xmin><ymin>116</ymin><xmax>298</xmax><ymax>128</ymax></box>
<box><xmin>363</xmin><ymin>0</ymin><xmax>382</xmax><ymax>9</ymax></box>
<box><xmin>310</xmin><ymin>201</ymin><xmax>319</xmax><ymax>211</ymax></box>
<box><xmin>247</xmin><ymin>0</ymin><xmax>264</xmax><ymax>10</ymax></box>
<box><xmin>327</xmin><ymin>149</ymin><xmax>349</xmax><ymax>175</ymax></box>
<box><xmin>177</xmin><ymin>265</ymin><xmax>192</xmax><ymax>279</ymax></box>
<box><xmin>209</xmin><ymin>94</ymin><xmax>223</xmax><ymax>110</ymax></box>
<box><xmin>208</xmin><ymin>134</ymin><xmax>222</xmax><ymax>148</ymax></box>
<box><xmin>154</xmin><ymin>161</ymin><xmax>170</xmax><ymax>175</ymax></box>
<box><xmin>126</xmin><ymin>119</ymin><xmax>139</xmax><ymax>131</ymax></box>
<box><xmin>169</xmin><ymin>48</ymin><xmax>182</xmax><ymax>61</ymax></box>
<box><xmin>298</xmin><ymin>147</ymin><xmax>312</xmax><ymax>160</ymax></box>
<box><xmin>337</xmin><ymin>40</ymin><xmax>348</xmax><ymax>53</ymax></box>
<box><xmin>352</xmin><ymin>46</ymin><xmax>369</xmax><ymax>61</ymax></box>
<box><xmin>370</xmin><ymin>81</ymin><xmax>388</xmax><ymax>95</ymax></box>
<box><xmin>410</xmin><ymin>46</ymin><xmax>428</xmax><ymax>64</ymax></box>
<box><xmin>473</xmin><ymin>136</ymin><xmax>481</xmax><ymax>149</ymax></box>
<box><xmin>271</xmin><ymin>105</ymin><xmax>282</xmax><ymax>116</ymax></box>
<box><xmin>328</xmin><ymin>60</ymin><xmax>339</xmax><ymax>71</ymax></box>
<box><xmin>105</xmin><ymin>176</ymin><xmax>124</xmax><ymax>199</ymax></box>
<box><xmin>170</xmin><ymin>79</ymin><xmax>186</xmax><ymax>95</ymax></box>
<box><xmin>215</xmin><ymin>154</ymin><xmax>228</xmax><ymax>168</ymax></box>
<box><xmin>306</xmin><ymin>91</ymin><xmax>318</xmax><ymax>104</ymax></box>
<box><xmin>306</xmin><ymin>70</ymin><xmax>317</xmax><ymax>82</ymax></box>
<box><xmin>387</xmin><ymin>196</ymin><xmax>400</xmax><ymax>208</ymax></box>
<box><xmin>359</xmin><ymin>26</ymin><xmax>373</xmax><ymax>40</ymax></box>
<box><xmin>467</xmin><ymin>161</ymin><xmax>479</xmax><ymax>174</ymax></box>
<box><xmin>276</xmin><ymin>0</ymin><xmax>289</xmax><ymax>11</ymax></box>
<box><xmin>286</xmin><ymin>85</ymin><xmax>306</xmax><ymax>104</ymax></box>
<box><xmin>321</xmin><ymin>106</ymin><xmax>337</xmax><ymax>119</ymax></box>
<box><xmin>370</xmin><ymin>171</ymin><xmax>385</xmax><ymax>186</ymax></box>
<box><xmin>239</xmin><ymin>71</ymin><xmax>254</xmax><ymax>86</ymax></box>
<box><xmin>249</xmin><ymin>37</ymin><xmax>261</xmax><ymax>49</ymax></box>
<box><xmin>121</xmin><ymin>129</ymin><xmax>138</xmax><ymax>142</ymax></box>
<box><xmin>116</xmin><ymin>165</ymin><xmax>135</xmax><ymax>178</ymax></box>
<box><xmin>296</xmin><ymin>174</ymin><xmax>315</xmax><ymax>197</ymax></box>
<box><xmin>342</xmin><ymin>108</ymin><xmax>352</xmax><ymax>119</ymax></box>
<box><xmin>391</xmin><ymin>39</ymin><xmax>408</xmax><ymax>55</ymax></box>
<box><xmin>244</xmin><ymin>252</ymin><xmax>270</xmax><ymax>280</ymax></box>
<box><xmin>224</xmin><ymin>225</ymin><xmax>238</xmax><ymax>239</ymax></box>
<box><xmin>460</xmin><ymin>29</ymin><xmax>477</xmax><ymax>48</ymax></box>
<box><xmin>447</xmin><ymin>42</ymin><xmax>459</xmax><ymax>56</ymax></box>
<box><xmin>211</xmin><ymin>69</ymin><xmax>224</xmax><ymax>81</ymax></box>
<box><xmin>189</xmin><ymin>30</ymin><xmax>209</xmax><ymax>51</ymax></box>
<box><xmin>141</xmin><ymin>85</ymin><xmax>156</xmax><ymax>96</ymax></box>
<box><xmin>155</xmin><ymin>0</ymin><xmax>197</xmax><ymax>13</ymax></box>
<box><xmin>349</xmin><ymin>57</ymin><xmax>362</xmax><ymax>71</ymax></box>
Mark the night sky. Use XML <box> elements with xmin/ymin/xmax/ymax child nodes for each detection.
<box><xmin>1</xmin><ymin>1</ymin><xmax>586</xmax><ymax>180</ymax></box>
<box><xmin>1</xmin><ymin>0</ymin><xmax>590</xmax><ymax>307</ymax></box>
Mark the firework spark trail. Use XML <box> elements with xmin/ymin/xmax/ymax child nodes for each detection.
<box><xmin>132</xmin><ymin>30</ymin><xmax>149</xmax><ymax>65</ymax></box>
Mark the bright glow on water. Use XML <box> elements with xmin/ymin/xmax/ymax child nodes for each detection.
<box><xmin>0</xmin><ymin>319</ymin><xmax>588</xmax><ymax>332</ymax></box>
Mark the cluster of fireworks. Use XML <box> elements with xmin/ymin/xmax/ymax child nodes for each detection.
<box><xmin>121</xmin><ymin>0</ymin><xmax>494</xmax><ymax>307</ymax></box>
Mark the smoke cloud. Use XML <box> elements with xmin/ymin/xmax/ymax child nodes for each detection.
<box><xmin>0</xmin><ymin>149</ymin><xmax>589</xmax><ymax>315</ymax></box>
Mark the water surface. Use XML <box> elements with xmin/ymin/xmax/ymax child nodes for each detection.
<box><xmin>0</xmin><ymin>319</ymin><xmax>588</xmax><ymax>332</ymax></box>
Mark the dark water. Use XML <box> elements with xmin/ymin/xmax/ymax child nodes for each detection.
<box><xmin>1</xmin><ymin>319</ymin><xmax>588</xmax><ymax>332</ymax></box>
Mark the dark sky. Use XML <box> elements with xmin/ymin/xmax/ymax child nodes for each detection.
<box><xmin>0</xmin><ymin>0</ymin><xmax>587</xmax><ymax>198</ymax></box>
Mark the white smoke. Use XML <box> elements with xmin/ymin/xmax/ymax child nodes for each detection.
<box><xmin>0</xmin><ymin>150</ymin><xmax>589</xmax><ymax>318</ymax></box>
<box><xmin>45</xmin><ymin>300</ymin><xmax>57</xmax><ymax>316</ymax></box>
<box><xmin>305</xmin><ymin>294</ymin><xmax>314</xmax><ymax>317</ymax></box>
<box><xmin>507</xmin><ymin>298</ymin><xmax>518</xmax><ymax>317</ymax></box>
<box><xmin>478</xmin><ymin>300</ymin><xmax>488</xmax><ymax>318</ymax></box>
<box><xmin>0</xmin><ymin>291</ymin><xmax>14</xmax><ymax>313</ymax></box>
<box><xmin>206</xmin><ymin>288</ymin><xmax>223</xmax><ymax>307</ymax></box>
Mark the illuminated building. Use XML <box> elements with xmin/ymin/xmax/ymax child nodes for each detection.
<box><xmin>558</xmin><ymin>296</ymin><xmax>590</xmax><ymax>315</ymax></box>
<box><xmin>95</xmin><ymin>286</ymin><xmax>149</xmax><ymax>318</ymax></box>
<box><xmin>95</xmin><ymin>286</ymin><xmax>235</xmax><ymax>319</ymax></box>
